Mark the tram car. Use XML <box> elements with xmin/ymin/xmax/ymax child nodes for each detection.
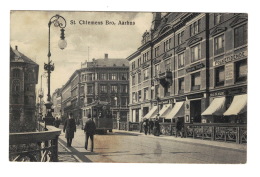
<box><xmin>81</xmin><ymin>101</ymin><xmax>113</xmax><ymax>134</ymax></box>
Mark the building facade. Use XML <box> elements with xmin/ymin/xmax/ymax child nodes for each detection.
<box><xmin>59</xmin><ymin>54</ymin><xmax>130</xmax><ymax>125</ymax></box>
<box><xmin>10</xmin><ymin>46</ymin><xmax>39</xmax><ymax>132</ymax></box>
<box><xmin>52</xmin><ymin>88</ymin><xmax>62</xmax><ymax>119</ymax></box>
<box><xmin>127</xmin><ymin>13</ymin><xmax>247</xmax><ymax>126</ymax></box>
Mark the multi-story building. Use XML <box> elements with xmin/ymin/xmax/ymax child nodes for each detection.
<box><xmin>127</xmin><ymin>13</ymin><xmax>247</xmax><ymax>126</ymax></box>
<box><xmin>10</xmin><ymin>46</ymin><xmax>39</xmax><ymax>132</ymax></box>
<box><xmin>52</xmin><ymin>88</ymin><xmax>62</xmax><ymax>119</ymax></box>
<box><xmin>59</xmin><ymin>54</ymin><xmax>129</xmax><ymax>125</ymax></box>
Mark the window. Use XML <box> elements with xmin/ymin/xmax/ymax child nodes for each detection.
<box><xmin>138</xmin><ymin>90</ymin><xmax>142</xmax><ymax>101</ymax></box>
<box><xmin>191</xmin><ymin>72</ymin><xmax>201</xmax><ymax>91</ymax></box>
<box><xmin>190</xmin><ymin>19</ymin><xmax>201</xmax><ymax>36</ymax></box>
<box><xmin>138</xmin><ymin>58</ymin><xmax>141</xmax><ymax>67</ymax></box>
<box><xmin>214</xmin><ymin>34</ymin><xmax>224</xmax><ymax>55</ymax></box>
<box><xmin>100</xmin><ymin>73</ymin><xmax>107</xmax><ymax>80</ymax></box>
<box><xmin>165</xmin><ymin>59</ymin><xmax>171</xmax><ymax>71</ymax></box>
<box><xmin>154</xmin><ymin>46</ymin><xmax>159</xmax><ymax>57</ymax></box>
<box><xmin>164</xmin><ymin>38</ymin><xmax>171</xmax><ymax>52</ymax></box>
<box><xmin>12</xmin><ymin>80</ymin><xmax>20</xmax><ymax>92</ymax></box>
<box><xmin>132</xmin><ymin>61</ymin><xmax>136</xmax><ymax>70</ymax></box>
<box><xmin>111</xmin><ymin>85</ymin><xmax>118</xmax><ymax>93</ymax></box>
<box><xmin>88</xmin><ymin>73</ymin><xmax>95</xmax><ymax>81</ymax></box>
<box><xmin>178</xmin><ymin>53</ymin><xmax>184</xmax><ymax>68</ymax></box>
<box><xmin>138</xmin><ymin>72</ymin><xmax>141</xmax><ymax>83</ymax></box>
<box><xmin>144</xmin><ymin>87</ymin><xmax>149</xmax><ymax>100</ymax></box>
<box><xmin>132</xmin><ymin>75</ymin><xmax>136</xmax><ymax>85</ymax></box>
<box><xmin>13</xmin><ymin>69</ymin><xmax>20</xmax><ymax>78</ymax></box>
<box><xmin>215</xmin><ymin>66</ymin><xmax>225</xmax><ymax>86</ymax></box>
<box><xmin>191</xmin><ymin>44</ymin><xmax>201</xmax><ymax>62</ymax></box>
<box><xmin>143</xmin><ymin>51</ymin><xmax>149</xmax><ymax>62</ymax></box>
<box><xmin>132</xmin><ymin>92</ymin><xmax>137</xmax><ymax>103</ymax></box>
<box><xmin>234</xmin><ymin>24</ymin><xmax>247</xmax><ymax>48</ymax></box>
<box><xmin>178</xmin><ymin>31</ymin><xmax>184</xmax><ymax>45</ymax></box>
<box><xmin>87</xmin><ymin>98</ymin><xmax>93</xmax><ymax>104</ymax></box>
<box><xmin>121</xmin><ymin>73</ymin><xmax>128</xmax><ymax>80</ymax></box>
<box><xmin>154</xmin><ymin>64</ymin><xmax>159</xmax><ymax>76</ymax></box>
<box><xmin>121</xmin><ymin>97</ymin><xmax>128</xmax><ymax>106</ymax></box>
<box><xmin>121</xmin><ymin>85</ymin><xmax>128</xmax><ymax>93</ymax></box>
<box><xmin>111</xmin><ymin>73</ymin><xmax>117</xmax><ymax>80</ymax></box>
<box><xmin>155</xmin><ymin>85</ymin><xmax>159</xmax><ymax>98</ymax></box>
<box><xmin>100</xmin><ymin>85</ymin><xmax>107</xmax><ymax>93</ymax></box>
<box><xmin>100</xmin><ymin>97</ymin><xmax>107</xmax><ymax>102</ymax></box>
<box><xmin>214</xmin><ymin>13</ymin><xmax>223</xmax><ymax>25</ymax></box>
<box><xmin>144</xmin><ymin>69</ymin><xmax>149</xmax><ymax>80</ymax></box>
<box><xmin>87</xmin><ymin>85</ymin><xmax>93</xmax><ymax>94</ymax></box>
<box><xmin>178</xmin><ymin>78</ymin><xmax>184</xmax><ymax>93</ymax></box>
<box><xmin>235</xmin><ymin>59</ymin><xmax>247</xmax><ymax>82</ymax></box>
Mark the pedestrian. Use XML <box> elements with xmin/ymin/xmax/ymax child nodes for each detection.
<box><xmin>148</xmin><ymin>118</ymin><xmax>154</xmax><ymax>135</ymax></box>
<box><xmin>175</xmin><ymin>118</ymin><xmax>183</xmax><ymax>138</ymax></box>
<box><xmin>143</xmin><ymin>118</ymin><xmax>149</xmax><ymax>135</ymax></box>
<box><xmin>154</xmin><ymin>118</ymin><xmax>160</xmax><ymax>136</ymax></box>
<box><xmin>53</xmin><ymin>117</ymin><xmax>60</xmax><ymax>128</ymax></box>
<box><xmin>84</xmin><ymin>114</ymin><xmax>96</xmax><ymax>152</ymax></box>
<box><xmin>63</xmin><ymin>113</ymin><xmax>76</xmax><ymax>147</ymax></box>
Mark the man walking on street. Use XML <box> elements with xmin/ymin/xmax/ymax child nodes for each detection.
<box><xmin>84</xmin><ymin>114</ymin><xmax>96</xmax><ymax>152</ymax></box>
<box><xmin>63</xmin><ymin>113</ymin><xmax>76</xmax><ymax>147</ymax></box>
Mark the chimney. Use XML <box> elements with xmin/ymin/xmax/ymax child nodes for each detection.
<box><xmin>104</xmin><ymin>53</ymin><xmax>108</xmax><ymax>60</ymax></box>
<box><xmin>15</xmin><ymin>45</ymin><xmax>18</xmax><ymax>50</ymax></box>
<box><xmin>151</xmin><ymin>12</ymin><xmax>161</xmax><ymax>31</ymax></box>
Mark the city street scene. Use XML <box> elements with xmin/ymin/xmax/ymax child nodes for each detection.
<box><xmin>9</xmin><ymin>11</ymin><xmax>247</xmax><ymax>163</ymax></box>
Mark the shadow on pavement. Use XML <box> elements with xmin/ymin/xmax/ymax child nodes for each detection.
<box><xmin>59</xmin><ymin>138</ymin><xmax>94</xmax><ymax>162</ymax></box>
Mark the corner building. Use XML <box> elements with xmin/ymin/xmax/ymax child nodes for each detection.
<box><xmin>127</xmin><ymin>13</ymin><xmax>247</xmax><ymax>130</ymax></box>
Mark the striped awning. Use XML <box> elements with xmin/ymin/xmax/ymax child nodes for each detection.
<box><xmin>223</xmin><ymin>94</ymin><xmax>247</xmax><ymax>116</ymax></box>
<box><xmin>165</xmin><ymin>102</ymin><xmax>184</xmax><ymax>119</ymax></box>
<box><xmin>159</xmin><ymin>104</ymin><xmax>172</xmax><ymax>117</ymax></box>
<box><xmin>143</xmin><ymin>106</ymin><xmax>158</xmax><ymax>119</ymax></box>
<box><xmin>201</xmin><ymin>97</ymin><xmax>226</xmax><ymax>116</ymax></box>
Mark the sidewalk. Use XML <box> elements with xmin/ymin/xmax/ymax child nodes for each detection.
<box><xmin>58</xmin><ymin>141</ymin><xmax>79</xmax><ymax>162</ymax></box>
<box><xmin>113</xmin><ymin>129</ymin><xmax>247</xmax><ymax>152</ymax></box>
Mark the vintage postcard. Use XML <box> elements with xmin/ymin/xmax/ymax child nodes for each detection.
<box><xmin>9</xmin><ymin>11</ymin><xmax>247</xmax><ymax>164</ymax></box>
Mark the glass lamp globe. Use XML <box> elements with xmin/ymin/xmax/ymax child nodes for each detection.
<box><xmin>58</xmin><ymin>39</ymin><xmax>67</xmax><ymax>50</ymax></box>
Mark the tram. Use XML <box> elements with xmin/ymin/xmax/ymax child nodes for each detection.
<box><xmin>81</xmin><ymin>101</ymin><xmax>113</xmax><ymax>134</ymax></box>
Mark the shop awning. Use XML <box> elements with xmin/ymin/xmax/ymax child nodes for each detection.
<box><xmin>159</xmin><ymin>104</ymin><xmax>172</xmax><ymax>117</ymax></box>
<box><xmin>223</xmin><ymin>94</ymin><xmax>247</xmax><ymax>116</ymax></box>
<box><xmin>143</xmin><ymin>106</ymin><xmax>158</xmax><ymax>119</ymax></box>
<box><xmin>165</xmin><ymin>102</ymin><xmax>184</xmax><ymax>119</ymax></box>
<box><xmin>201</xmin><ymin>97</ymin><xmax>226</xmax><ymax>116</ymax></box>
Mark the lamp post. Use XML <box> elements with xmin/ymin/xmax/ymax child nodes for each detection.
<box><xmin>43</xmin><ymin>14</ymin><xmax>67</xmax><ymax>126</ymax></box>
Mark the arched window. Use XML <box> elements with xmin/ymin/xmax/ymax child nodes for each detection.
<box><xmin>12</xmin><ymin>80</ymin><xmax>20</xmax><ymax>92</ymax></box>
<box><xmin>13</xmin><ymin>69</ymin><xmax>20</xmax><ymax>78</ymax></box>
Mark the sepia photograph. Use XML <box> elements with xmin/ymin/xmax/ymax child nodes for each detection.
<box><xmin>9</xmin><ymin>10</ymin><xmax>248</xmax><ymax>164</ymax></box>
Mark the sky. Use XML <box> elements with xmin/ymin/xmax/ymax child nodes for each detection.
<box><xmin>10</xmin><ymin>11</ymin><xmax>153</xmax><ymax>101</ymax></box>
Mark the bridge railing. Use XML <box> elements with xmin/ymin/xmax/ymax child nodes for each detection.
<box><xmin>9</xmin><ymin>122</ymin><xmax>61</xmax><ymax>162</ymax></box>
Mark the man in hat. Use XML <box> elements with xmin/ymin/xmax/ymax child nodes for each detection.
<box><xmin>63</xmin><ymin>113</ymin><xmax>76</xmax><ymax>147</ymax></box>
<box><xmin>84</xmin><ymin>114</ymin><xmax>96</xmax><ymax>152</ymax></box>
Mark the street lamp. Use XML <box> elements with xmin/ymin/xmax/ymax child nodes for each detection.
<box><xmin>43</xmin><ymin>14</ymin><xmax>67</xmax><ymax>126</ymax></box>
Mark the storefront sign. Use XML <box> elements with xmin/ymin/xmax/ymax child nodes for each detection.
<box><xmin>186</xmin><ymin>63</ymin><xmax>205</xmax><ymax>73</ymax></box>
<box><xmin>187</xmin><ymin>93</ymin><xmax>203</xmax><ymax>99</ymax></box>
<box><xmin>225</xmin><ymin>63</ymin><xmax>234</xmax><ymax>80</ymax></box>
<box><xmin>175</xmin><ymin>96</ymin><xmax>186</xmax><ymax>102</ymax></box>
<box><xmin>227</xmin><ymin>87</ymin><xmax>247</xmax><ymax>96</ymax></box>
<box><xmin>214</xmin><ymin>50</ymin><xmax>247</xmax><ymax>66</ymax></box>
<box><xmin>210</xmin><ymin>91</ymin><xmax>226</xmax><ymax>97</ymax></box>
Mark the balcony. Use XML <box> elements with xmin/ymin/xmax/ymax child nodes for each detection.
<box><xmin>159</xmin><ymin>71</ymin><xmax>172</xmax><ymax>87</ymax></box>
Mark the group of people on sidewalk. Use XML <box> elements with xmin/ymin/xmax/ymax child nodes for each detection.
<box><xmin>142</xmin><ymin>118</ymin><xmax>160</xmax><ymax>136</ymax></box>
<box><xmin>142</xmin><ymin>117</ymin><xmax>185</xmax><ymax>138</ymax></box>
<box><xmin>62</xmin><ymin>113</ymin><xmax>96</xmax><ymax>152</ymax></box>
